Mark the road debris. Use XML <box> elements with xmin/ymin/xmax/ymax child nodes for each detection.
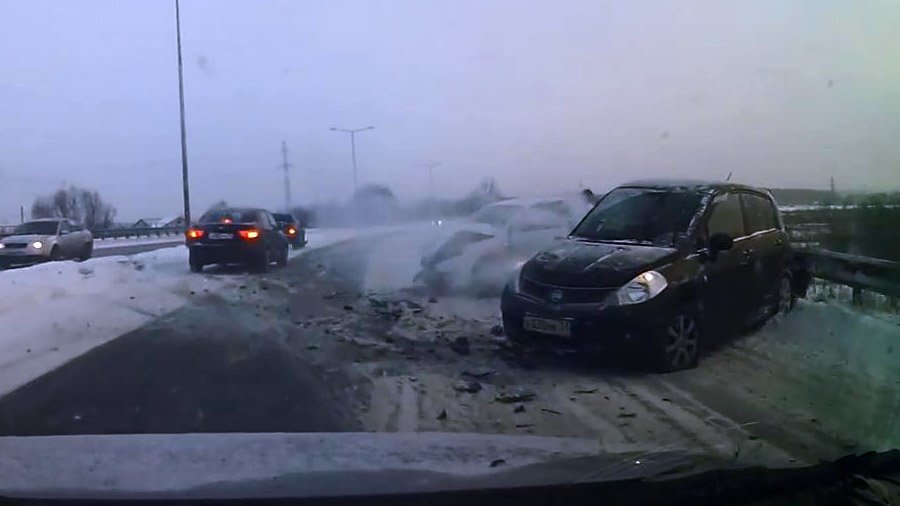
<box><xmin>436</xmin><ymin>409</ymin><xmax>448</xmax><ymax>421</ymax></box>
<box><xmin>453</xmin><ymin>380</ymin><xmax>482</xmax><ymax>393</ymax></box>
<box><xmin>449</xmin><ymin>336</ymin><xmax>471</xmax><ymax>355</ymax></box>
<box><xmin>496</xmin><ymin>388</ymin><xmax>536</xmax><ymax>403</ymax></box>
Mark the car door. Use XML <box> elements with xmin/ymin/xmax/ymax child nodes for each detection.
<box><xmin>699</xmin><ymin>191</ymin><xmax>754</xmax><ymax>331</ymax></box>
<box><xmin>740</xmin><ymin>192</ymin><xmax>787</xmax><ymax>314</ymax></box>
<box><xmin>261</xmin><ymin>212</ymin><xmax>284</xmax><ymax>253</ymax></box>
<box><xmin>57</xmin><ymin>221</ymin><xmax>75</xmax><ymax>257</ymax></box>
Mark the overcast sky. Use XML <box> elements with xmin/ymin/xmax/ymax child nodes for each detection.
<box><xmin>1</xmin><ymin>0</ymin><xmax>898</xmax><ymax>222</ymax></box>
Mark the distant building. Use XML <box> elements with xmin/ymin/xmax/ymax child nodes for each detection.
<box><xmin>132</xmin><ymin>216</ymin><xmax>185</xmax><ymax>229</ymax></box>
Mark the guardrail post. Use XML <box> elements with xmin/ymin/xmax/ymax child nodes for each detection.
<box><xmin>851</xmin><ymin>286</ymin><xmax>863</xmax><ymax>306</ymax></box>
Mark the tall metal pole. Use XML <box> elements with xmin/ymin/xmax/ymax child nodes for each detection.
<box><xmin>350</xmin><ymin>132</ymin><xmax>358</xmax><ymax>192</ymax></box>
<box><xmin>330</xmin><ymin>126</ymin><xmax>374</xmax><ymax>195</ymax></box>
<box><xmin>281</xmin><ymin>140</ymin><xmax>292</xmax><ymax>211</ymax></box>
<box><xmin>175</xmin><ymin>0</ymin><xmax>191</xmax><ymax>225</ymax></box>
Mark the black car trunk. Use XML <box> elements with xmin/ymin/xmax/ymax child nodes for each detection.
<box><xmin>195</xmin><ymin>223</ymin><xmax>259</xmax><ymax>245</ymax></box>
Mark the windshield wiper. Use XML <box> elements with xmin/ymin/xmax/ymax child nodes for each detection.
<box><xmin>572</xmin><ymin>237</ymin><xmax>653</xmax><ymax>246</ymax></box>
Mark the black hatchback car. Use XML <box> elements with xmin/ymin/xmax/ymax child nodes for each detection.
<box><xmin>186</xmin><ymin>208</ymin><xmax>289</xmax><ymax>273</ymax></box>
<box><xmin>501</xmin><ymin>180</ymin><xmax>809</xmax><ymax>372</ymax></box>
<box><xmin>272</xmin><ymin>213</ymin><xmax>307</xmax><ymax>249</ymax></box>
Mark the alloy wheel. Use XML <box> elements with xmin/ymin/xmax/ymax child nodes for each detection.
<box><xmin>664</xmin><ymin>314</ymin><xmax>699</xmax><ymax>370</ymax></box>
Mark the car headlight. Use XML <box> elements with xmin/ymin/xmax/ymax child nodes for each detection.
<box><xmin>0</xmin><ymin>243</ymin><xmax>5</xmax><ymax>250</ymax></box>
<box><xmin>507</xmin><ymin>260</ymin><xmax>527</xmax><ymax>293</ymax></box>
<box><xmin>32</xmin><ymin>241</ymin><xmax>43</xmax><ymax>249</ymax></box>
<box><xmin>612</xmin><ymin>270</ymin><xmax>667</xmax><ymax>305</ymax></box>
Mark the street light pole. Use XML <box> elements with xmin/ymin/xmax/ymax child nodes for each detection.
<box><xmin>174</xmin><ymin>0</ymin><xmax>191</xmax><ymax>225</ymax></box>
<box><xmin>330</xmin><ymin>126</ymin><xmax>374</xmax><ymax>193</ymax></box>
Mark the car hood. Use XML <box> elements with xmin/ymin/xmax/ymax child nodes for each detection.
<box><xmin>0</xmin><ymin>234</ymin><xmax>53</xmax><ymax>245</ymax></box>
<box><xmin>522</xmin><ymin>239</ymin><xmax>680</xmax><ymax>287</ymax></box>
<box><xmin>0</xmin><ymin>432</ymin><xmax>791</xmax><ymax>500</ymax></box>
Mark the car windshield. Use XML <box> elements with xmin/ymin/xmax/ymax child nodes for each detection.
<box><xmin>1</xmin><ymin>0</ymin><xmax>898</xmax><ymax>500</ymax></box>
<box><xmin>199</xmin><ymin>210</ymin><xmax>256</xmax><ymax>224</ymax></box>
<box><xmin>12</xmin><ymin>221</ymin><xmax>58</xmax><ymax>235</ymax></box>
<box><xmin>571</xmin><ymin>188</ymin><xmax>704</xmax><ymax>246</ymax></box>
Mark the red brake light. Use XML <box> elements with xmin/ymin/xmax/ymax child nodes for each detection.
<box><xmin>221</xmin><ymin>218</ymin><xmax>233</xmax><ymax>224</ymax></box>
<box><xmin>287</xmin><ymin>227</ymin><xmax>296</xmax><ymax>235</ymax></box>
<box><xmin>186</xmin><ymin>228</ymin><xmax>204</xmax><ymax>239</ymax></box>
<box><xmin>238</xmin><ymin>229</ymin><xmax>260</xmax><ymax>240</ymax></box>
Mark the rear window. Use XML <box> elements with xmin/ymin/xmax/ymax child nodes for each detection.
<box><xmin>199</xmin><ymin>210</ymin><xmax>258</xmax><ymax>224</ymax></box>
<box><xmin>272</xmin><ymin>213</ymin><xmax>295</xmax><ymax>223</ymax></box>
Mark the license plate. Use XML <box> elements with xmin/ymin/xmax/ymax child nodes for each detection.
<box><xmin>208</xmin><ymin>232</ymin><xmax>233</xmax><ymax>240</ymax></box>
<box><xmin>523</xmin><ymin>316</ymin><xmax>571</xmax><ymax>337</ymax></box>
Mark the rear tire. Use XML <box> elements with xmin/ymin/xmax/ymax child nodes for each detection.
<box><xmin>653</xmin><ymin>311</ymin><xmax>701</xmax><ymax>373</ymax></box>
<box><xmin>251</xmin><ymin>248</ymin><xmax>270</xmax><ymax>273</ymax></box>
<box><xmin>189</xmin><ymin>250</ymin><xmax>203</xmax><ymax>273</ymax></box>
<box><xmin>276</xmin><ymin>244</ymin><xmax>289</xmax><ymax>267</ymax></box>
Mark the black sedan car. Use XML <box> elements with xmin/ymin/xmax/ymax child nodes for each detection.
<box><xmin>501</xmin><ymin>180</ymin><xmax>809</xmax><ymax>372</ymax></box>
<box><xmin>186</xmin><ymin>208</ymin><xmax>289</xmax><ymax>273</ymax></box>
<box><xmin>272</xmin><ymin>213</ymin><xmax>307</xmax><ymax>249</ymax></box>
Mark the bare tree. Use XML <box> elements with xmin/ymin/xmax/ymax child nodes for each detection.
<box><xmin>31</xmin><ymin>186</ymin><xmax>117</xmax><ymax>231</ymax></box>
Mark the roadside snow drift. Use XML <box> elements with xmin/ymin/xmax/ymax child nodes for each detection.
<box><xmin>0</xmin><ymin>226</ymin><xmax>398</xmax><ymax>396</ymax></box>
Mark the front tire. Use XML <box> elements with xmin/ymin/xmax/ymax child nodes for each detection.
<box><xmin>49</xmin><ymin>246</ymin><xmax>61</xmax><ymax>262</ymax></box>
<box><xmin>654</xmin><ymin>311</ymin><xmax>701</xmax><ymax>372</ymax></box>
<box><xmin>79</xmin><ymin>243</ymin><xmax>93</xmax><ymax>261</ymax></box>
<box><xmin>773</xmin><ymin>273</ymin><xmax>794</xmax><ymax>316</ymax></box>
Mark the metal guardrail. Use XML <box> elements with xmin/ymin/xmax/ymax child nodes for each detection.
<box><xmin>93</xmin><ymin>227</ymin><xmax>185</xmax><ymax>240</ymax></box>
<box><xmin>797</xmin><ymin>249</ymin><xmax>900</xmax><ymax>305</ymax></box>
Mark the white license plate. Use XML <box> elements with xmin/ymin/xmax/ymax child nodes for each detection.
<box><xmin>523</xmin><ymin>316</ymin><xmax>571</xmax><ymax>337</ymax></box>
<box><xmin>208</xmin><ymin>232</ymin><xmax>234</xmax><ymax>240</ymax></box>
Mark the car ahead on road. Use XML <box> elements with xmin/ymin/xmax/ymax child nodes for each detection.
<box><xmin>0</xmin><ymin>219</ymin><xmax>93</xmax><ymax>269</ymax></box>
<box><xmin>186</xmin><ymin>208</ymin><xmax>289</xmax><ymax>273</ymax></box>
<box><xmin>272</xmin><ymin>212</ymin><xmax>307</xmax><ymax>249</ymax></box>
<box><xmin>414</xmin><ymin>196</ymin><xmax>592</xmax><ymax>296</ymax></box>
<box><xmin>502</xmin><ymin>180</ymin><xmax>810</xmax><ymax>372</ymax></box>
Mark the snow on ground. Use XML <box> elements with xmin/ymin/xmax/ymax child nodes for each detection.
<box><xmin>0</xmin><ymin>225</ymin><xmax>412</xmax><ymax>396</ymax></box>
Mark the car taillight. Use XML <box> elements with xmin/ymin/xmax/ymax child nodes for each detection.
<box><xmin>286</xmin><ymin>227</ymin><xmax>297</xmax><ymax>235</ymax></box>
<box><xmin>186</xmin><ymin>228</ymin><xmax>204</xmax><ymax>239</ymax></box>
<box><xmin>238</xmin><ymin>229</ymin><xmax>260</xmax><ymax>240</ymax></box>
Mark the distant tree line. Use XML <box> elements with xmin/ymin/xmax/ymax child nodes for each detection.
<box><xmin>31</xmin><ymin>185</ymin><xmax>117</xmax><ymax>231</ymax></box>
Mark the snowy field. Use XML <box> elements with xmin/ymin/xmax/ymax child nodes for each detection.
<box><xmin>0</xmin><ymin>225</ymin><xmax>408</xmax><ymax>396</ymax></box>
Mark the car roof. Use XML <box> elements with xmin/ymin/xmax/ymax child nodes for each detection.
<box><xmin>24</xmin><ymin>218</ymin><xmax>65</xmax><ymax>223</ymax></box>
<box><xmin>204</xmin><ymin>208</ymin><xmax>265</xmax><ymax>215</ymax></box>
<box><xmin>620</xmin><ymin>178</ymin><xmax>770</xmax><ymax>195</ymax></box>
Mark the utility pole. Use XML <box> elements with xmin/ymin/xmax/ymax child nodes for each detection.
<box><xmin>174</xmin><ymin>0</ymin><xmax>192</xmax><ymax>225</ymax></box>
<box><xmin>20</xmin><ymin>206</ymin><xmax>24</xmax><ymax>224</ymax></box>
<box><xmin>330</xmin><ymin>126</ymin><xmax>375</xmax><ymax>193</ymax></box>
<box><xmin>281</xmin><ymin>140</ymin><xmax>292</xmax><ymax>212</ymax></box>
<box><xmin>425</xmin><ymin>162</ymin><xmax>441</xmax><ymax>201</ymax></box>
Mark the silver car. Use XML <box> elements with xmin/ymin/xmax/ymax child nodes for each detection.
<box><xmin>0</xmin><ymin>219</ymin><xmax>93</xmax><ymax>269</ymax></box>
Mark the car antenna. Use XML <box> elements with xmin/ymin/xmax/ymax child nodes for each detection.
<box><xmin>725</xmin><ymin>171</ymin><xmax>733</xmax><ymax>181</ymax></box>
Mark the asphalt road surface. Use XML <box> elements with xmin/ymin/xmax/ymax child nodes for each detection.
<box><xmin>0</xmin><ymin>235</ymin><xmax>895</xmax><ymax>467</ymax></box>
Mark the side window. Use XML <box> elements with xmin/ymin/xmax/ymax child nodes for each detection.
<box><xmin>59</xmin><ymin>221</ymin><xmax>70</xmax><ymax>234</ymax></box>
<box><xmin>741</xmin><ymin>194</ymin><xmax>777</xmax><ymax>234</ymax></box>
<box><xmin>262</xmin><ymin>212</ymin><xmax>274</xmax><ymax>230</ymax></box>
<box><xmin>706</xmin><ymin>193</ymin><xmax>745</xmax><ymax>239</ymax></box>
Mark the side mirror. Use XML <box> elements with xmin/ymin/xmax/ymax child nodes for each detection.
<box><xmin>709</xmin><ymin>232</ymin><xmax>734</xmax><ymax>252</ymax></box>
<box><xmin>59</xmin><ymin>230</ymin><xmax>69</xmax><ymax>236</ymax></box>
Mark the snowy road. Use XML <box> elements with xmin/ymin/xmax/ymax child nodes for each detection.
<box><xmin>0</xmin><ymin>225</ymin><xmax>896</xmax><ymax>468</ymax></box>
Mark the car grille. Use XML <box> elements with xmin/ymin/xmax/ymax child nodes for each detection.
<box><xmin>3</xmin><ymin>243</ymin><xmax>28</xmax><ymax>249</ymax></box>
<box><xmin>520</xmin><ymin>276</ymin><xmax>614</xmax><ymax>304</ymax></box>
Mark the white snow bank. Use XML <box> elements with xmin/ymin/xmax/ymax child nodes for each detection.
<box><xmin>0</xmin><ymin>226</ymin><xmax>409</xmax><ymax>396</ymax></box>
